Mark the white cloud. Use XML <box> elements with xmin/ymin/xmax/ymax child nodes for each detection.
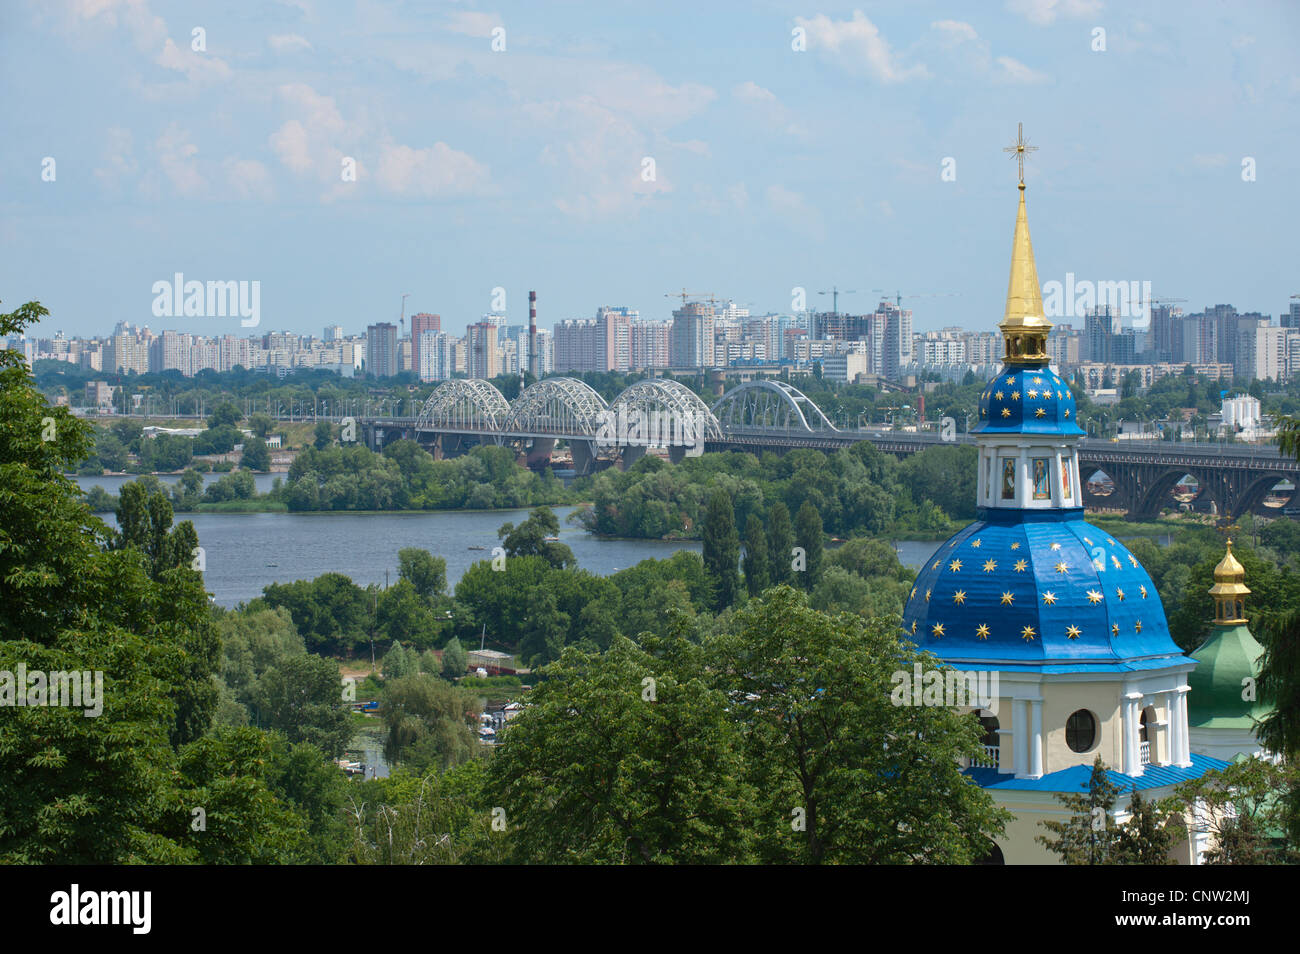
<box><xmin>446</xmin><ymin>11</ymin><xmax>502</xmax><ymax>38</ymax></box>
<box><xmin>931</xmin><ymin>20</ymin><xmax>979</xmax><ymax>43</ymax></box>
<box><xmin>1006</xmin><ymin>0</ymin><xmax>1104</xmax><ymax>26</ymax></box>
<box><xmin>156</xmin><ymin>36</ymin><xmax>232</xmax><ymax>83</ymax></box>
<box><xmin>375</xmin><ymin>142</ymin><xmax>490</xmax><ymax>198</ymax></box>
<box><xmin>223</xmin><ymin>158</ymin><xmax>274</xmax><ymax>200</ymax></box>
<box><xmin>996</xmin><ymin>56</ymin><xmax>1050</xmax><ymax>84</ymax></box>
<box><xmin>795</xmin><ymin>11</ymin><xmax>929</xmax><ymax>83</ymax></box>
<box><xmin>269</xmin><ymin>33</ymin><xmax>313</xmax><ymax>53</ymax></box>
<box><xmin>734</xmin><ymin>80</ymin><xmax>778</xmax><ymax>105</ymax></box>
<box><xmin>93</xmin><ymin>126</ymin><xmax>138</xmax><ymax>192</ymax></box>
<box><xmin>155</xmin><ymin>124</ymin><xmax>206</xmax><ymax>196</ymax></box>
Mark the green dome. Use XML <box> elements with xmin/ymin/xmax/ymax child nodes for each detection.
<box><xmin>1187</xmin><ymin>622</ymin><xmax>1269</xmax><ymax>729</ymax></box>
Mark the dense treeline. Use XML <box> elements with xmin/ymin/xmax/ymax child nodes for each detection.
<box><xmin>574</xmin><ymin>442</ymin><xmax>976</xmax><ymax>540</ymax></box>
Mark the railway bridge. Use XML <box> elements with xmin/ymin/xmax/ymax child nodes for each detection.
<box><xmin>357</xmin><ymin>377</ymin><xmax>1298</xmax><ymax>521</ymax></box>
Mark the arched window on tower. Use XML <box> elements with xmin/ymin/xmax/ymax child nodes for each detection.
<box><xmin>975</xmin><ymin>712</ymin><xmax>1000</xmax><ymax>769</ymax></box>
<box><xmin>1139</xmin><ymin>706</ymin><xmax>1155</xmax><ymax>766</ymax></box>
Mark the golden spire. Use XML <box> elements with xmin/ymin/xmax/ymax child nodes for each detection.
<box><xmin>1209</xmin><ymin>539</ymin><xmax>1250</xmax><ymax>624</ymax></box>
<box><xmin>998</xmin><ymin>123</ymin><xmax>1051</xmax><ymax>366</ymax></box>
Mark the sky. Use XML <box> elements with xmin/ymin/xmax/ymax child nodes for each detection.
<box><xmin>4</xmin><ymin>0</ymin><xmax>1299</xmax><ymax>340</ymax></box>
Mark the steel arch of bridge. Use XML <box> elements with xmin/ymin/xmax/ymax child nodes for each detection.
<box><xmin>608</xmin><ymin>379</ymin><xmax>723</xmax><ymax>443</ymax></box>
<box><xmin>711</xmin><ymin>380</ymin><xmax>838</xmax><ymax>433</ymax></box>
<box><xmin>416</xmin><ymin>379</ymin><xmax>510</xmax><ymax>430</ymax></box>
<box><xmin>503</xmin><ymin>377</ymin><xmax>609</xmax><ymax>435</ymax></box>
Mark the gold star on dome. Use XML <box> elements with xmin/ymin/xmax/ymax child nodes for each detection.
<box><xmin>1027</xmin><ymin>388</ymin><xmax>1038</xmax><ymax>399</ymax></box>
<box><xmin>949</xmin><ymin>559</ymin><xmax>962</xmax><ymax>572</ymax></box>
<box><xmin>1035</xmin><ymin>408</ymin><xmax>1046</xmax><ymax>418</ymax></box>
<box><xmin>1066</xmin><ymin>624</ymin><xmax>1082</xmax><ymax>639</ymax></box>
<box><xmin>1116</xmin><ymin>588</ymin><xmax>1125</xmax><ymax>601</ymax></box>
<box><xmin>976</xmin><ymin>623</ymin><xmax>990</xmax><ymax>639</ymax></box>
<box><xmin>1064</xmin><ymin>408</ymin><xmax>1071</xmax><ymax>417</ymax></box>
<box><xmin>1001</xmin><ymin>591</ymin><xmax>1015</xmax><ymax>605</ymax></box>
<box><xmin>1135</xmin><ymin>620</ymin><xmax>1143</xmax><ymax>633</ymax></box>
<box><xmin>1042</xmin><ymin>591</ymin><xmax>1057</xmax><ymax>605</ymax></box>
<box><xmin>1086</xmin><ymin>589</ymin><xmax>1103</xmax><ymax>604</ymax></box>
<box><xmin>1140</xmin><ymin>585</ymin><xmax>1148</xmax><ymax>599</ymax></box>
<box><xmin>1014</xmin><ymin>559</ymin><xmax>1028</xmax><ymax>572</ymax></box>
<box><xmin>1107</xmin><ymin>538</ymin><xmax>1116</xmax><ymax>546</ymax></box>
<box><xmin>953</xmin><ymin>590</ymin><xmax>967</xmax><ymax>605</ymax></box>
<box><xmin>911</xmin><ymin>620</ymin><xmax>918</xmax><ymax>634</ymax></box>
<box><xmin>983</xmin><ymin>559</ymin><xmax>998</xmax><ymax>572</ymax></box>
<box><xmin>971</xmin><ymin>539</ymin><xmax>982</xmax><ymax>548</ymax></box>
<box><xmin>1128</xmin><ymin>555</ymin><xmax>1139</xmax><ymax>568</ymax></box>
<box><xmin>933</xmin><ymin>560</ymin><xmax>941</xmax><ymax>570</ymax></box>
<box><xmin>1057</xmin><ymin>390</ymin><xmax>1065</xmax><ymax>400</ymax></box>
<box><xmin>932</xmin><ymin>622</ymin><xmax>945</xmax><ymax>637</ymax></box>
<box><xmin>909</xmin><ymin>587</ymin><xmax>917</xmax><ymax>600</ymax></box>
<box><xmin>1084</xmin><ymin>537</ymin><xmax>1093</xmax><ymax>546</ymax></box>
<box><xmin>925</xmin><ymin>589</ymin><xmax>931</xmax><ymax>601</ymax></box>
<box><xmin>1055</xmin><ymin>561</ymin><xmax>1069</xmax><ymax>573</ymax></box>
<box><xmin>1021</xmin><ymin>625</ymin><xmax>1037</xmax><ymax>641</ymax></box>
<box><xmin>1033</xmin><ymin>376</ymin><xmax>1043</xmax><ymax>385</ymax></box>
<box><xmin>1111</xmin><ymin>555</ymin><xmax>1122</xmax><ymax>570</ymax></box>
<box><xmin>1010</xmin><ymin>391</ymin><xmax>1020</xmax><ymax>401</ymax></box>
<box><xmin>1111</xmin><ymin>623</ymin><xmax>1120</xmax><ymax>637</ymax></box>
<box><xmin>994</xmin><ymin>390</ymin><xmax>1004</xmax><ymax>400</ymax></box>
<box><xmin>1010</xmin><ymin>542</ymin><xmax>1021</xmax><ymax>550</ymax></box>
<box><xmin>1001</xmin><ymin>408</ymin><xmax>1011</xmax><ymax>418</ymax></box>
<box><xmin>1006</xmin><ymin>376</ymin><xmax>1015</xmax><ymax>385</ymax></box>
<box><xmin>1050</xmin><ymin>542</ymin><xmax>1061</xmax><ymax>551</ymax></box>
<box><xmin>980</xmin><ymin>408</ymin><xmax>986</xmax><ymax>418</ymax></box>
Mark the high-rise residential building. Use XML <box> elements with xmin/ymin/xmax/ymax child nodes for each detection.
<box><xmin>366</xmin><ymin>322</ymin><xmax>398</xmax><ymax>378</ymax></box>
<box><xmin>1181</xmin><ymin>314</ymin><xmax>1218</xmax><ymax>366</ymax></box>
<box><xmin>409</xmin><ymin>313</ymin><xmax>440</xmax><ymax>373</ymax></box>
<box><xmin>553</xmin><ymin>318</ymin><xmax>599</xmax><ymax>373</ymax></box>
<box><xmin>881</xmin><ymin>302</ymin><xmax>913</xmax><ymax>379</ymax></box>
<box><xmin>418</xmin><ymin>330</ymin><xmax>455</xmax><ymax>382</ymax></box>
<box><xmin>1285</xmin><ymin>301</ymin><xmax>1300</xmax><ymax>330</ymax></box>
<box><xmin>1235</xmin><ymin>322</ymin><xmax>1289</xmax><ymax>382</ymax></box>
<box><xmin>106</xmin><ymin>329</ymin><xmax>151</xmax><ymax>375</ymax></box>
<box><xmin>595</xmin><ymin>306</ymin><xmax>634</xmax><ymax>371</ymax></box>
<box><xmin>670</xmin><ymin>302</ymin><xmax>715</xmax><ymax>368</ymax></box>
<box><xmin>324</xmin><ymin>324</ymin><xmax>344</xmax><ymax>343</ymax></box>
<box><xmin>466</xmin><ymin>321</ymin><xmax>498</xmax><ymax>379</ymax></box>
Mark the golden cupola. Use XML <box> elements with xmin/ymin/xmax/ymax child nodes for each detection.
<box><xmin>1209</xmin><ymin>540</ymin><xmax>1250</xmax><ymax>625</ymax></box>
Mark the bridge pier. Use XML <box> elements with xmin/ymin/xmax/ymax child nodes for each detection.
<box><xmin>525</xmin><ymin>437</ymin><xmax>556</xmax><ymax>469</ymax></box>
<box><xmin>571</xmin><ymin>439</ymin><xmax>597</xmax><ymax>476</ymax></box>
<box><xmin>621</xmin><ymin>444</ymin><xmax>647</xmax><ymax>470</ymax></box>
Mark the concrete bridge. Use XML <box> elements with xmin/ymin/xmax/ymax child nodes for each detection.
<box><xmin>357</xmin><ymin>377</ymin><xmax>1299</xmax><ymax>521</ymax></box>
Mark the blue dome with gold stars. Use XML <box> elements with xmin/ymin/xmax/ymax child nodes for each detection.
<box><xmin>900</xmin><ymin>170</ymin><xmax>1185</xmax><ymax>675</ymax></box>
<box><xmin>901</xmin><ymin>507</ymin><xmax>1184</xmax><ymax>673</ymax></box>
<box><xmin>977</xmin><ymin>367</ymin><xmax>1084</xmax><ymax>437</ymax></box>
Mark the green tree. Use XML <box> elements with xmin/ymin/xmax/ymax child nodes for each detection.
<box><xmin>1036</xmin><ymin>756</ymin><xmax>1123</xmax><ymax>864</ymax></box>
<box><xmin>1111</xmin><ymin>788</ymin><xmax>1178</xmax><ymax>864</ymax></box>
<box><xmin>240</xmin><ymin>436</ymin><xmax>270</xmax><ymax>471</ymax></box>
<box><xmin>397</xmin><ymin>547</ymin><xmax>447</xmax><ymax>602</ymax></box>
<box><xmin>382</xmin><ymin>640</ymin><xmax>415</xmax><ymax>680</ymax></box>
<box><xmin>314</xmin><ymin>420</ymin><xmax>333</xmax><ymax>450</ymax></box>
<box><xmin>254</xmin><ymin>654</ymin><xmax>354</xmax><ymax>758</ymax></box>
<box><xmin>702</xmin><ymin>489</ymin><xmax>740</xmax><ymax>611</ymax></box>
<box><xmin>380</xmin><ymin>674</ymin><xmax>479</xmax><ymax>772</ymax></box>
<box><xmin>519</xmin><ymin>589</ymin><xmax>569</xmax><ymax>667</ymax></box>
<box><xmin>207</xmin><ymin>401</ymin><xmax>242</xmax><ymax>429</ymax></box>
<box><xmin>742</xmin><ymin>514</ymin><xmax>770</xmax><ymax>598</ymax></box>
<box><xmin>498</xmin><ymin>507</ymin><xmax>575</xmax><ymax>569</ymax></box>
<box><xmin>710</xmin><ymin>587</ymin><xmax>1006</xmax><ymax>863</ymax></box>
<box><xmin>247</xmin><ymin>413</ymin><xmax>274</xmax><ymax>438</ymax></box>
<box><xmin>441</xmin><ymin>636</ymin><xmax>468</xmax><ymax>679</ymax></box>
<box><xmin>794</xmin><ymin>499</ymin><xmax>824</xmax><ymax>591</ymax></box>
<box><xmin>487</xmin><ymin>635</ymin><xmax>755</xmax><ymax>863</ymax></box>
<box><xmin>766</xmin><ymin>500</ymin><xmax>795</xmax><ymax>586</ymax></box>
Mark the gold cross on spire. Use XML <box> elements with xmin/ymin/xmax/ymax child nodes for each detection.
<box><xmin>1003</xmin><ymin>122</ymin><xmax>1038</xmax><ymax>190</ymax></box>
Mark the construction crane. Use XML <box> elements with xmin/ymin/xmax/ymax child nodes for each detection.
<box><xmin>665</xmin><ymin>289</ymin><xmax>720</xmax><ymax>307</ymax></box>
<box><xmin>873</xmin><ymin>289</ymin><xmax>959</xmax><ymax>309</ymax></box>
<box><xmin>817</xmin><ymin>286</ymin><xmax>857</xmax><ymax>316</ymax></box>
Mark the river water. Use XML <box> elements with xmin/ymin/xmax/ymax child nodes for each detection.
<box><xmin>72</xmin><ymin>475</ymin><xmax>952</xmax><ymax>608</ymax></box>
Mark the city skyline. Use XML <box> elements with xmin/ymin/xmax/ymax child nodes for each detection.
<box><xmin>5</xmin><ymin>1</ymin><xmax>1298</xmax><ymax>339</ymax></box>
